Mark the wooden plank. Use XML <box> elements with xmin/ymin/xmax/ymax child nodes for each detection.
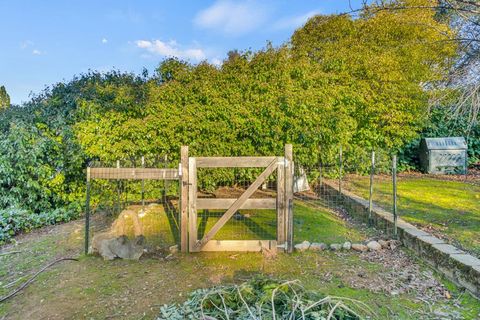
<box><xmin>276</xmin><ymin>156</ymin><xmax>286</xmax><ymax>247</ymax></box>
<box><xmin>285</xmin><ymin>144</ymin><xmax>294</xmax><ymax>253</ymax></box>
<box><xmin>188</xmin><ymin>157</ymin><xmax>198</xmax><ymax>252</ymax></box>
<box><xmin>196</xmin><ymin>157</ymin><xmax>276</xmax><ymax>168</ymax></box>
<box><xmin>196</xmin><ymin>198</ymin><xmax>276</xmax><ymax>210</ymax></box>
<box><xmin>180</xmin><ymin>146</ymin><xmax>189</xmax><ymax>253</ymax></box>
<box><xmin>201</xmin><ymin>240</ymin><xmax>277</xmax><ymax>252</ymax></box>
<box><xmin>89</xmin><ymin>168</ymin><xmax>179</xmax><ymax>180</ymax></box>
<box><xmin>196</xmin><ymin>158</ymin><xmax>278</xmax><ymax>249</ymax></box>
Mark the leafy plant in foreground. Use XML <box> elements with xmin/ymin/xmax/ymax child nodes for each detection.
<box><xmin>158</xmin><ymin>277</ymin><xmax>375</xmax><ymax>319</ymax></box>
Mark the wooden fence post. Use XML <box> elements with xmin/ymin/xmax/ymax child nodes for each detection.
<box><xmin>392</xmin><ymin>154</ymin><xmax>398</xmax><ymax>238</ymax></box>
<box><xmin>141</xmin><ymin>156</ymin><xmax>145</xmax><ymax>210</ymax></box>
<box><xmin>285</xmin><ymin>144</ymin><xmax>294</xmax><ymax>253</ymax></box>
<box><xmin>368</xmin><ymin>150</ymin><xmax>375</xmax><ymax>226</ymax></box>
<box><xmin>85</xmin><ymin>166</ymin><xmax>91</xmax><ymax>255</ymax></box>
<box><xmin>180</xmin><ymin>146</ymin><xmax>189</xmax><ymax>253</ymax></box>
<box><xmin>188</xmin><ymin>157</ymin><xmax>198</xmax><ymax>252</ymax></box>
<box><xmin>276</xmin><ymin>156</ymin><xmax>285</xmax><ymax>248</ymax></box>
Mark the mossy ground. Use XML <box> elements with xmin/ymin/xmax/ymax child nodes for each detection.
<box><xmin>343</xmin><ymin>174</ymin><xmax>480</xmax><ymax>257</ymax></box>
<box><xmin>0</xmin><ymin>203</ymin><xmax>479</xmax><ymax>319</ymax></box>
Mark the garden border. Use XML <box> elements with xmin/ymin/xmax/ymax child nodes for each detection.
<box><xmin>322</xmin><ymin>181</ymin><xmax>480</xmax><ymax>298</ymax></box>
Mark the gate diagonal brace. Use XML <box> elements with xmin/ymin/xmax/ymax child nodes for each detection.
<box><xmin>194</xmin><ymin>158</ymin><xmax>278</xmax><ymax>249</ymax></box>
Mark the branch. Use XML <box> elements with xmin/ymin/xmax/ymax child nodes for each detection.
<box><xmin>0</xmin><ymin>257</ymin><xmax>78</xmax><ymax>303</ymax></box>
<box><xmin>0</xmin><ymin>251</ymin><xmax>21</xmax><ymax>256</ymax></box>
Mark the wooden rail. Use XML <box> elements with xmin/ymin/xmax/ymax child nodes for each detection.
<box><xmin>89</xmin><ymin>168</ymin><xmax>179</xmax><ymax>180</ymax></box>
<box><xmin>196</xmin><ymin>157</ymin><xmax>276</xmax><ymax>168</ymax></box>
<box><xmin>196</xmin><ymin>198</ymin><xmax>276</xmax><ymax>210</ymax></box>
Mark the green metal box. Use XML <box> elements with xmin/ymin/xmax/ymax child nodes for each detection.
<box><xmin>419</xmin><ymin>137</ymin><xmax>467</xmax><ymax>174</ymax></box>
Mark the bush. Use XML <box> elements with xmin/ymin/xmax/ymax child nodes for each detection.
<box><xmin>399</xmin><ymin>106</ymin><xmax>480</xmax><ymax>170</ymax></box>
<box><xmin>0</xmin><ymin>205</ymin><xmax>80</xmax><ymax>244</ymax></box>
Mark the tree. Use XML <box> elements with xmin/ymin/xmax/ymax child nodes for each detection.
<box><xmin>348</xmin><ymin>0</ymin><xmax>480</xmax><ymax>128</ymax></box>
<box><xmin>0</xmin><ymin>86</ymin><xmax>10</xmax><ymax>109</ymax></box>
<box><xmin>291</xmin><ymin>0</ymin><xmax>457</xmax><ymax>153</ymax></box>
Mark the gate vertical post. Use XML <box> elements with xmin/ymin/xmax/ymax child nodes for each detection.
<box><xmin>188</xmin><ymin>157</ymin><xmax>198</xmax><ymax>252</ymax></box>
<box><xmin>285</xmin><ymin>144</ymin><xmax>294</xmax><ymax>253</ymax></box>
<box><xmin>276</xmin><ymin>156</ymin><xmax>285</xmax><ymax>248</ymax></box>
<box><xmin>180</xmin><ymin>146</ymin><xmax>189</xmax><ymax>253</ymax></box>
<box><xmin>85</xmin><ymin>166</ymin><xmax>91</xmax><ymax>255</ymax></box>
<box><xmin>141</xmin><ymin>156</ymin><xmax>145</xmax><ymax>210</ymax></box>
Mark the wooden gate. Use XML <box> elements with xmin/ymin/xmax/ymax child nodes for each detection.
<box><xmin>179</xmin><ymin>145</ymin><xmax>293</xmax><ymax>253</ymax></box>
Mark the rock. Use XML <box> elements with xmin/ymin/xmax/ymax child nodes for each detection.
<box><xmin>342</xmin><ymin>242</ymin><xmax>352</xmax><ymax>250</ymax></box>
<box><xmin>330</xmin><ymin>243</ymin><xmax>342</xmax><ymax>251</ymax></box>
<box><xmin>388</xmin><ymin>239</ymin><xmax>402</xmax><ymax>250</ymax></box>
<box><xmin>294</xmin><ymin>241</ymin><xmax>311</xmax><ymax>252</ymax></box>
<box><xmin>169</xmin><ymin>245</ymin><xmax>179</xmax><ymax>254</ymax></box>
<box><xmin>367</xmin><ymin>240</ymin><xmax>382</xmax><ymax>251</ymax></box>
<box><xmin>90</xmin><ymin>233</ymin><xmax>144</xmax><ymax>260</ymax></box>
<box><xmin>351</xmin><ymin>244</ymin><xmax>368</xmax><ymax>252</ymax></box>
<box><xmin>309</xmin><ymin>243</ymin><xmax>327</xmax><ymax>251</ymax></box>
<box><xmin>378</xmin><ymin>240</ymin><xmax>389</xmax><ymax>249</ymax></box>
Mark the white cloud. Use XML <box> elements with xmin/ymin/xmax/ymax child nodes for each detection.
<box><xmin>135</xmin><ymin>39</ymin><xmax>206</xmax><ymax>61</ymax></box>
<box><xmin>194</xmin><ymin>0</ymin><xmax>268</xmax><ymax>36</ymax></box>
<box><xmin>20</xmin><ymin>40</ymin><xmax>34</xmax><ymax>49</ymax></box>
<box><xmin>272</xmin><ymin>10</ymin><xmax>320</xmax><ymax>31</ymax></box>
<box><xmin>20</xmin><ymin>41</ymin><xmax>45</xmax><ymax>55</ymax></box>
<box><xmin>102</xmin><ymin>38</ymin><xmax>108</xmax><ymax>44</ymax></box>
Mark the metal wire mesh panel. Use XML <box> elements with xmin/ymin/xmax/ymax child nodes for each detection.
<box><xmin>293</xmin><ymin>161</ymin><xmax>343</xmax><ymax>212</ymax></box>
<box><xmin>195</xmin><ymin>167</ymin><xmax>278</xmax><ymax>241</ymax></box>
<box><xmin>86</xmin><ymin>158</ymin><xmax>180</xmax><ymax>255</ymax></box>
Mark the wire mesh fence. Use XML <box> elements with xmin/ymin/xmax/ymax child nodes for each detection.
<box><xmin>195</xmin><ymin>168</ymin><xmax>278</xmax><ymax>241</ymax></box>
<box><xmin>293</xmin><ymin>146</ymin><xmax>479</xmax><ymax>258</ymax></box>
<box><xmin>86</xmin><ymin>157</ymin><xmax>180</xmax><ymax>254</ymax></box>
<box><xmin>293</xmin><ymin>147</ymin><xmax>398</xmax><ymax>235</ymax></box>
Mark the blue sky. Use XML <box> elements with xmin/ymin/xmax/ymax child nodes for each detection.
<box><xmin>0</xmin><ymin>0</ymin><xmax>364</xmax><ymax>104</ymax></box>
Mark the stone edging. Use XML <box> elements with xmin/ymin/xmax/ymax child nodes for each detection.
<box><xmin>321</xmin><ymin>181</ymin><xmax>480</xmax><ymax>298</ymax></box>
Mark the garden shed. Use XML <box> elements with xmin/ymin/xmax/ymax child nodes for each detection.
<box><xmin>419</xmin><ymin>137</ymin><xmax>467</xmax><ymax>174</ymax></box>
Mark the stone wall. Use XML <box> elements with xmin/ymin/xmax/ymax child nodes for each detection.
<box><xmin>321</xmin><ymin>181</ymin><xmax>480</xmax><ymax>298</ymax></box>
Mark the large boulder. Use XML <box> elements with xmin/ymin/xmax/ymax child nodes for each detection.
<box><xmin>90</xmin><ymin>233</ymin><xmax>144</xmax><ymax>260</ymax></box>
<box><xmin>90</xmin><ymin>208</ymin><xmax>146</xmax><ymax>260</ymax></box>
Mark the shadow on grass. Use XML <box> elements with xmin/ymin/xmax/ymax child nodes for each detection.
<box><xmin>163</xmin><ymin>197</ymin><xmax>180</xmax><ymax>245</ymax></box>
<box><xmin>197</xmin><ymin>210</ymin><xmax>276</xmax><ymax>240</ymax></box>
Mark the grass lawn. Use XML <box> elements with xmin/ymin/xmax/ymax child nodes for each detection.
<box><xmin>195</xmin><ymin>203</ymin><xmax>364</xmax><ymax>244</ymax></box>
<box><xmin>0</xmin><ymin>203</ymin><xmax>479</xmax><ymax>319</ymax></box>
<box><xmin>112</xmin><ymin>201</ymin><xmax>364</xmax><ymax>246</ymax></box>
<box><xmin>343</xmin><ymin>174</ymin><xmax>480</xmax><ymax>257</ymax></box>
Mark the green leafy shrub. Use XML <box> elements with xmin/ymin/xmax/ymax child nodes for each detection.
<box><xmin>158</xmin><ymin>277</ymin><xmax>373</xmax><ymax>319</ymax></box>
<box><xmin>0</xmin><ymin>205</ymin><xmax>80</xmax><ymax>243</ymax></box>
<box><xmin>0</xmin><ymin>1</ymin><xmax>465</xmax><ymax>240</ymax></box>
